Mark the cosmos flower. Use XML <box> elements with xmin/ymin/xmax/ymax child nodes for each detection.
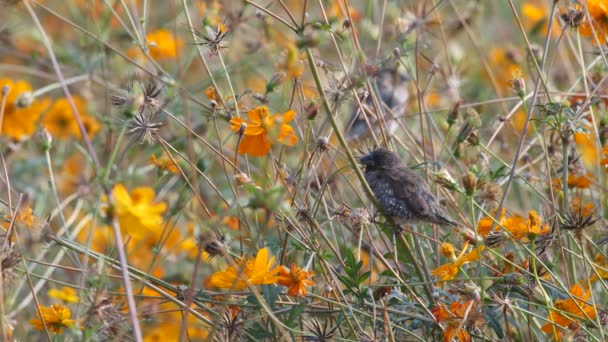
<box><xmin>541</xmin><ymin>283</ymin><xmax>597</xmax><ymax>340</ymax></box>
<box><xmin>206</xmin><ymin>247</ymin><xmax>279</xmax><ymax>290</ymax></box>
<box><xmin>42</xmin><ymin>96</ymin><xmax>100</xmax><ymax>139</ymax></box>
<box><xmin>30</xmin><ymin>304</ymin><xmax>75</xmax><ymax>335</ymax></box>
<box><xmin>432</xmin><ymin>243</ymin><xmax>485</xmax><ymax>281</ymax></box>
<box><xmin>579</xmin><ymin>0</ymin><xmax>608</xmax><ymax>44</ymax></box>
<box><xmin>126</xmin><ymin>29</ymin><xmax>183</xmax><ymax>61</ymax></box>
<box><xmin>107</xmin><ymin>184</ymin><xmax>167</xmax><ymax>240</ymax></box>
<box><xmin>433</xmin><ymin>300</ymin><xmax>476</xmax><ymax>342</ymax></box>
<box><xmin>277</xmin><ymin>264</ymin><xmax>315</xmax><ymax>297</ymax></box>
<box><xmin>0</xmin><ymin>78</ymin><xmax>50</xmax><ymax>140</ymax></box>
<box><xmin>229</xmin><ymin>106</ymin><xmax>297</xmax><ymax>157</ymax></box>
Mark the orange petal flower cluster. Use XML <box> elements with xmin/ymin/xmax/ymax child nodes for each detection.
<box><xmin>207</xmin><ymin>248</ymin><xmax>315</xmax><ymax>296</ymax></box>
<box><xmin>229</xmin><ymin>106</ymin><xmax>298</xmax><ymax>157</ymax></box>
<box><xmin>206</xmin><ymin>247</ymin><xmax>279</xmax><ymax>290</ymax></box>
<box><xmin>541</xmin><ymin>284</ymin><xmax>597</xmax><ymax>340</ymax></box>
<box><xmin>477</xmin><ymin>209</ymin><xmax>550</xmax><ymax>241</ymax></box>
<box><xmin>433</xmin><ymin>300</ymin><xmax>476</xmax><ymax>342</ymax></box>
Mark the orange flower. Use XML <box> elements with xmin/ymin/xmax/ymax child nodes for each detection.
<box><xmin>579</xmin><ymin>0</ymin><xmax>608</xmax><ymax>45</ymax></box>
<box><xmin>431</xmin><ymin>243</ymin><xmax>485</xmax><ymax>281</ymax></box>
<box><xmin>149</xmin><ymin>153</ymin><xmax>179</xmax><ymax>174</ymax></box>
<box><xmin>107</xmin><ymin>184</ymin><xmax>167</xmax><ymax>240</ymax></box>
<box><xmin>229</xmin><ymin>106</ymin><xmax>298</xmax><ymax>157</ymax></box>
<box><xmin>42</xmin><ymin>96</ymin><xmax>100</xmax><ymax>139</ymax></box>
<box><xmin>541</xmin><ymin>284</ymin><xmax>597</xmax><ymax>340</ymax></box>
<box><xmin>329</xmin><ymin>2</ymin><xmax>361</xmax><ymax>21</ymax></box>
<box><xmin>567</xmin><ymin>172</ymin><xmax>593</xmax><ymax>189</ymax></box>
<box><xmin>204</xmin><ymin>86</ymin><xmax>219</xmax><ymax>101</ymax></box>
<box><xmin>206</xmin><ymin>247</ymin><xmax>279</xmax><ymax>290</ymax></box>
<box><xmin>433</xmin><ymin>300</ymin><xmax>475</xmax><ymax>342</ymax></box>
<box><xmin>277</xmin><ymin>264</ymin><xmax>315</xmax><ymax>297</ymax></box>
<box><xmin>501</xmin><ymin>210</ymin><xmax>550</xmax><ymax>241</ymax></box>
<box><xmin>30</xmin><ymin>304</ymin><xmax>75</xmax><ymax>335</ymax></box>
<box><xmin>488</xmin><ymin>48</ymin><xmax>521</xmax><ymax>91</ymax></box>
<box><xmin>279</xmin><ymin>43</ymin><xmax>304</xmax><ymax>80</ymax></box>
<box><xmin>478</xmin><ymin>209</ymin><xmax>550</xmax><ymax>241</ymax></box>
<box><xmin>0</xmin><ymin>78</ymin><xmax>50</xmax><ymax>140</ymax></box>
<box><xmin>477</xmin><ymin>208</ymin><xmax>505</xmax><ymax>237</ymax></box>
<box><xmin>128</xmin><ymin>29</ymin><xmax>183</xmax><ymax>60</ymax></box>
<box><xmin>2</xmin><ymin>206</ymin><xmax>36</xmax><ymax>230</ymax></box>
<box><xmin>574</xmin><ymin>132</ymin><xmax>600</xmax><ymax>170</ymax></box>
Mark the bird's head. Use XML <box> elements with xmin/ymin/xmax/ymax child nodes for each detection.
<box><xmin>358</xmin><ymin>148</ymin><xmax>402</xmax><ymax>171</ymax></box>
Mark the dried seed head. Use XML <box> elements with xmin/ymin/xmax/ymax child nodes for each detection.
<box><xmin>484</xmin><ymin>231</ymin><xmax>505</xmax><ymax>248</ymax></box>
<box><xmin>480</xmin><ymin>183</ymin><xmax>502</xmax><ymax>209</ymax></box>
<box><xmin>202</xmin><ymin>234</ymin><xmax>226</xmax><ymax>257</ymax></box>
<box><xmin>561</xmin><ymin>6</ymin><xmax>585</xmax><ymax>28</ymax></box>
<box><xmin>560</xmin><ymin>199</ymin><xmax>599</xmax><ymax>232</ymax></box>
<box><xmin>316</xmin><ymin>137</ymin><xmax>329</xmax><ymax>152</ymax></box>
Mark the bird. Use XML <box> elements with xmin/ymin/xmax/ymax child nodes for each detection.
<box><xmin>345</xmin><ymin>67</ymin><xmax>409</xmax><ymax>142</ymax></box>
<box><xmin>358</xmin><ymin>147</ymin><xmax>459</xmax><ymax>227</ymax></box>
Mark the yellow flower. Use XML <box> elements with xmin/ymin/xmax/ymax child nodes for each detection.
<box><xmin>48</xmin><ymin>287</ymin><xmax>79</xmax><ymax>304</ymax></box>
<box><xmin>206</xmin><ymin>247</ymin><xmax>279</xmax><ymax>290</ymax></box>
<box><xmin>229</xmin><ymin>106</ymin><xmax>297</xmax><ymax>157</ymax></box>
<box><xmin>29</xmin><ymin>304</ymin><xmax>75</xmax><ymax>335</ymax></box>
<box><xmin>108</xmin><ymin>184</ymin><xmax>166</xmax><ymax>240</ymax></box>
<box><xmin>522</xmin><ymin>3</ymin><xmax>560</xmax><ymax>37</ymax></box>
<box><xmin>432</xmin><ymin>243</ymin><xmax>485</xmax><ymax>281</ymax></box>
<box><xmin>541</xmin><ymin>284</ymin><xmax>597</xmax><ymax>340</ymax></box>
<box><xmin>0</xmin><ymin>78</ymin><xmax>50</xmax><ymax>140</ymax></box>
<box><xmin>128</xmin><ymin>29</ymin><xmax>183</xmax><ymax>60</ymax></box>
<box><xmin>277</xmin><ymin>264</ymin><xmax>315</xmax><ymax>297</ymax></box>
<box><xmin>2</xmin><ymin>206</ymin><xmax>36</xmax><ymax>230</ymax></box>
<box><xmin>42</xmin><ymin>96</ymin><xmax>100</xmax><ymax>139</ymax></box>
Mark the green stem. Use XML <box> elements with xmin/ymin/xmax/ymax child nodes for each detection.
<box><xmin>101</xmin><ymin>125</ymin><xmax>128</xmax><ymax>186</ymax></box>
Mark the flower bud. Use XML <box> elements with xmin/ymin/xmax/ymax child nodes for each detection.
<box><xmin>462</xmin><ymin>172</ymin><xmax>477</xmax><ymax>196</ymax></box>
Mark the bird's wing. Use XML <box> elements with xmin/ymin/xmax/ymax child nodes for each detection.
<box><xmin>385</xmin><ymin>166</ymin><xmax>431</xmax><ymax>217</ymax></box>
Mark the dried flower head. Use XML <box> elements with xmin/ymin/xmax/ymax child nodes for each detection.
<box><xmin>303</xmin><ymin>318</ymin><xmax>338</xmax><ymax>341</ymax></box>
<box><xmin>560</xmin><ymin>199</ymin><xmax>599</xmax><ymax>232</ymax></box>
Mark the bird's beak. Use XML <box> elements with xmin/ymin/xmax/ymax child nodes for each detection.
<box><xmin>358</xmin><ymin>154</ymin><xmax>372</xmax><ymax>166</ymax></box>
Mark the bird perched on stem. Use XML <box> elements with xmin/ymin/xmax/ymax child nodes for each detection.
<box><xmin>345</xmin><ymin>67</ymin><xmax>409</xmax><ymax>142</ymax></box>
<box><xmin>359</xmin><ymin>148</ymin><xmax>459</xmax><ymax>227</ymax></box>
